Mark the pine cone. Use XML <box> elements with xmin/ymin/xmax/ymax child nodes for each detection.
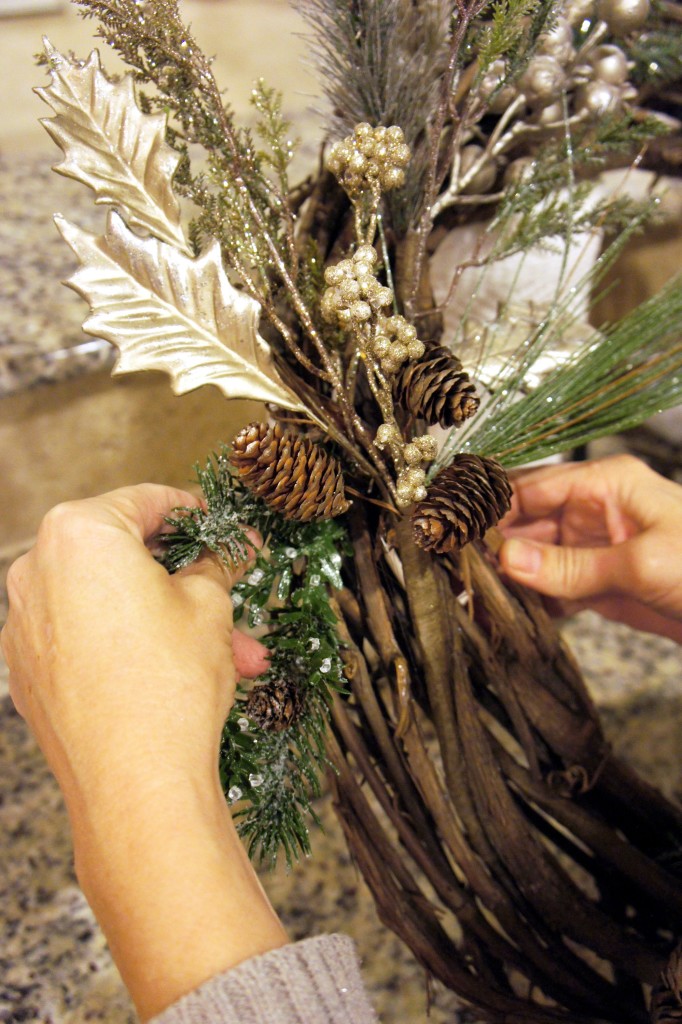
<box><xmin>395</xmin><ymin>346</ymin><xmax>479</xmax><ymax>428</ymax></box>
<box><xmin>651</xmin><ymin>945</ymin><xmax>682</xmax><ymax>1023</ymax></box>
<box><xmin>243</xmin><ymin>679</ymin><xmax>304</xmax><ymax>732</ymax></box>
<box><xmin>412</xmin><ymin>454</ymin><xmax>512</xmax><ymax>554</ymax></box>
<box><xmin>230</xmin><ymin>421</ymin><xmax>350</xmax><ymax>522</ymax></box>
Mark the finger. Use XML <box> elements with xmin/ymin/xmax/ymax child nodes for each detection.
<box><xmin>507</xmin><ymin>462</ymin><xmax>592</xmax><ymax>521</ymax></box>
<box><xmin>499</xmin><ymin>517</ymin><xmax>560</xmax><ymax>544</ymax></box>
<box><xmin>499</xmin><ymin>536</ymin><xmax>622</xmax><ymax>601</ymax></box>
<box><xmin>232</xmin><ymin>630</ymin><xmax>270</xmax><ymax>678</ymax></box>
<box><xmin>175</xmin><ymin>530</ymin><xmax>262</xmax><ymax>592</ymax></box>
<box><xmin>84</xmin><ymin>484</ymin><xmax>202</xmax><ymax>544</ymax></box>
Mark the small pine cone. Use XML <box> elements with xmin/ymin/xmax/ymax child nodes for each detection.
<box><xmin>243</xmin><ymin>679</ymin><xmax>304</xmax><ymax>733</ymax></box>
<box><xmin>651</xmin><ymin>945</ymin><xmax>682</xmax><ymax>1023</ymax></box>
<box><xmin>412</xmin><ymin>454</ymin><xmax>512</xmax><ymax>554</ymax></box>
<box><xmin>230</xmin><ymin>421</ymin><xmax>350</xmax><ymax>522</ymax></box>
<box><xmin>395</xmin><ymin>347</ymin><xmax>479</xmax><ymax>428</ymax></box>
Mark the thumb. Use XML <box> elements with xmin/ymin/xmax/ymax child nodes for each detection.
<box><xmin>174</xmin><ymin>529</ymin><xmax>262</xmax><ymax>593</ymax></box>
<box><xmin>500</xmin><ymin>537</ymin><xmax>621</xmax><ymax>601</ymax></box>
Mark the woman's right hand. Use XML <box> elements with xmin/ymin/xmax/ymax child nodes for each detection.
<box><xmin>499</xmin><ymin>454</ymin><xmax>682</xmax><ymax>643</ymax></box>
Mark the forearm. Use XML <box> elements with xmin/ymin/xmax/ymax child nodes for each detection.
<box><xmin>70</xmin><ymin>776</ymin><xmax>289</xmax><ymax>1022</ymax></box>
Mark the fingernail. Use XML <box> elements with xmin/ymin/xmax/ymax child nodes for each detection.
<box><xmin>504</xmin><ymin>539</ymin><xmax>542</xmax><ymax>575</ymax></box>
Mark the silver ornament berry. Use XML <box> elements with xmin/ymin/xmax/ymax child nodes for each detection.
<box><xmin>588</xmin><ymin>43</ymin><xmax>629</xmax><ymax>84</ymax></box>
<box><xmin>596</xmin><ymin>0</ymin><xmax>650</xmax><ymax>33</ymax></box>
<box><xmin>518</xmin><ymin>55</ymin><xmax>567</xmax><ymax>108</ymax></box>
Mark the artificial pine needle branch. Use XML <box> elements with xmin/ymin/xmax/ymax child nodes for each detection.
<box><xmin>162</xmin><ymin>452</ymin><xmax>348</xmax><ymax>865</ymax></box>
<box><xmin>466</xmin><ymin>277</ymin><xmax>682</xmax><ymax>466</ymax></box>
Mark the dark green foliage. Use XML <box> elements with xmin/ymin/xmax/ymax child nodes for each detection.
<box><xmin>626</xmin><ymin>25</ymin><xmax>682</xmax><ymax>88</ymax></box>
<box><xmin>161</xmin><ymin>451</ymin><xmax>348</xmax><ymax>865</ymax></box>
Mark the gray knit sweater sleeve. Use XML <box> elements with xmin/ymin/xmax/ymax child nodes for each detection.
<box><xmin>149</xmin><ymin>934</ymin><xmax>378</xmax><ymax>1024</ymax></box>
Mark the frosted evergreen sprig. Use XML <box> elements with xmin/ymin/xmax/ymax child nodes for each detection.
<box><xmin>161</xmin><ymin>451</ymin><xmax>348</xmax><ymax>865</ymax></box>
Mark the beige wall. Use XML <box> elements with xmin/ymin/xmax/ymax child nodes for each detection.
<box><xmin>0</xmin><ymin>371</ymin><xmax>263</xmax><ymax>552</ymax></box>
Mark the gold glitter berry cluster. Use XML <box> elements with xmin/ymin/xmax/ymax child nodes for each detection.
<box><xmin>324</xmin><ymin>122</ymin><xmax>437</xmax><ymax>510</ymax></box>
<box><xmin>326</xmin><ymin>123</ymin><xmax>411</xmax><ymax>197</ymax></box>
<box><xmin>376</xmin><ymin>427</ymin><xmax>437</xmax><ymax>507</ymax></box>
<box><xmin>320</xmin><ymin>245</ymin><xmax>393</xmax><ymax>327</ymax></box>
<box><xmin>370</xmin><ymin>315</ymin><xmax>425</xmax><ymax>375</ymax></box>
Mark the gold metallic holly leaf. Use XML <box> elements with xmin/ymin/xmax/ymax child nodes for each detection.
<box><xmin>36</xmin><ymin>39</ymin><xmax>189</xmax><ymax>253</ymax></box>
<box><xmin>56</xmin><ymin>210</ymin><xmax>309</xmax><ymax>413</ymax></box>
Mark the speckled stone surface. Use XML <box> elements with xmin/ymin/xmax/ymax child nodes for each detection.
<box><xmin>1</xmin><ymin>609</ymin><xmax>680</xmax><ymax>1024</ymax></box>
<box><xmin>0</xmin><ymin>152</ymin><xmax>115</xmax><ymax>396</ymax></box>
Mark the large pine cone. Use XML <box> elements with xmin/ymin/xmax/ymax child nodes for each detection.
<box><xmin>230</xmin><ymin>421</ymin><xmax>350</xmax><ymax>522</ymax></box>
<box><xmin>412</xmin><ymin>453</ymin><xmax>512</xmax><ymax>553</ymax></box>
<box><xmin>395</xmin><ymin>346</ymin><xmax>479</xmax><ymax>427</ymax></box>
<box><xmin>243</xmin><ymin>679</ymin><xmax>304</xmax><ymax>733</ymax></box>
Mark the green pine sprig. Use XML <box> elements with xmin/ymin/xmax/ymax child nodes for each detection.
<box><xmin>475</xmin><ymin>0</ymin><xmax>555</xmax><ymax>80</ymax></box>
<box><xmin>161</xmin><ymin>451</ymin><xmax>348</xmax><ymax>866</ymax></box>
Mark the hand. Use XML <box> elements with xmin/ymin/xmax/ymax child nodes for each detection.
<box><xmin>0</xmin><ymin>485</ymin><xmax>288</xmax><ymax>1020</ymax></box>
<box><xmin>1</xmin><ymin>483</ymin><xmax>267</xmax><ymax>807</ymax></box>
<box><xmin>499</xmin><ymin>455</ymin><xmax>682</xmax><ymax>644</ymax></box>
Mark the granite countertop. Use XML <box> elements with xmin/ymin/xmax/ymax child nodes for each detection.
<box><xmin>0</xmin><ymin>152</ymin><xmax>116</xmax><ymax>397</ymax></box>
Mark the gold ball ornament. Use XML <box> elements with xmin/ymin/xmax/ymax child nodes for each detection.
<box><xmin>530</xmin><ymin>101</ymin><xmax>565</xmax><ymax>127</ymax></box>
<box><xmin>477</xmin><ymin>59</ymin><xmax>517</xmax><ymax>114</ymax></box>
<box><xmin>563</xmin><ymin>0</ymin><xmax>596</xmax><ymax>25</ymax></box>
<box><xmin>596</xmin><ymin>0</ymin><xmax>650</xmax><ymax>34</ymax></box>
<box><xmin>538</xmin><ymin>16</ymin><xmax>575</xmax><ymax>64</ymax></box>
<box><xmin>588</xmin><ymin>43</ymin><xmax>630</xmax><ymax>83</ymax></box>
<box><xmin>503</xmin><ymin>157</ymin><xmax>537</xmax><ymax>186</ymax></box>
<box><xmin>459</xmin><ymin>145</ymin><xmax>498</xmax><ymax>194</ymax></box>
<box><xmin>576</xmin><ymin>80</ymin><xmax>624</xmax><ymax>117</ymax></box>
<box><xmin>518</xmin><ymin>55</ymin><xmax>567</xmax><ymax>108</ymax></box>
